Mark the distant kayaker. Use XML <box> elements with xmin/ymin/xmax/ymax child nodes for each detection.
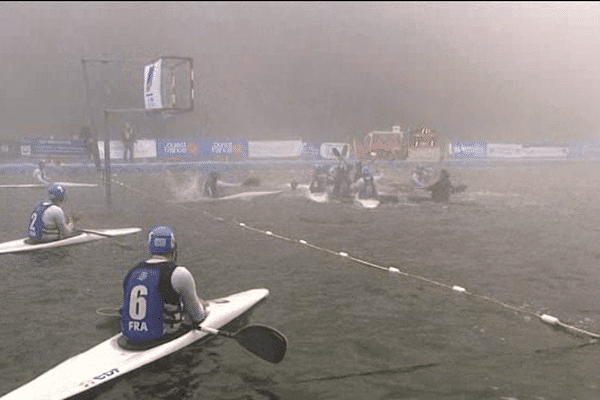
<box><xmin>203</xmin><ymin>171</ymin><xmax>220</xmax><ymax>198</ymax></box>
<box><xmin>426</xmin><ymin>169</ymin><xmax>453</xmax><ymax>202</ymax></box>
<box><xmin>351</xmin><ymin>168</ymin><xmax>379</xmax><ymax>200</ymax></box>
<box><xmin>309</xmin><ymin>165</ymin><xmax>329</xmax><ymax>194</ymax></box>
<box><xmin>121</xmin><ymin>225</ymin><xmax>210</xmax><ymax>347</ymax></box>
<box><xmin>27</xmin><ymin>183</ymin><xmax>78</xmax><ymax>243</ymax></box>
<box><xmin>202</xmin><ymin>171</ymin><xmax>247</xmax><ymax>198</ymax></box>
<box><xmin>32</xmin><ymin>161</ymin><xmax>51</xmax><ymax>185</ymax></box>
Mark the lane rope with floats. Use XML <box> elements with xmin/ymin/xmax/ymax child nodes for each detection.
<box><xmin>110</xmin><ymin>175</ymin><xmax>600</xmax><ymax>341</ymax></box>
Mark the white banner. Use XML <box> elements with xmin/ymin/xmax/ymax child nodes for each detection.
<box><xmin>521</xmin><ymin>147</ymin><xmax>568</xmax><ymax>158</ymax></box>
<box><xmin>247</xmin><ymin>140</ymin><xmax>303</xmax><ymax>158</ymax></box>
<box><xmin>319</xmin><ymin>142</ymin><xmax>349</xmax><ymax>159</ymax></box>
<box><xmin>487</xmin><ymin>143</ymin><xmax>523</xmax><ymax>158</ymax></box>
<box><xmin>98</xmin><ymin>140</ymin><xmax>157</xmax><ymax>159</ymax></box>
<box><xmin>144</xmin><ymin>59</ymin><xmax>163</xmax><ymax>110</ymax></box>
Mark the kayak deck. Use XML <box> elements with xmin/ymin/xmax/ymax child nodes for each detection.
<box><xmin>0</xmin><ymin>227</ymin><xmax>141</xmax><ymax>255</ymax></box>
<box><xmin>0</xmin><ymin>288</ymin><xmax>269</xmax><ymax>400</ymax></box>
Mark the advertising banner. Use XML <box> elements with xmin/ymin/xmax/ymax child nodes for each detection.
<box><xmin>450</xmin><ymin>142</ymin><xmax>487</xmax><ymax>158</ymax></box>
<box><xmin>19</xmin><ymin>140</ymin><xmax>88</xmax><ymax>158</ymax></box>
<box><xmin>247</xmin><ymin>140</ymin><xmax>303</xmax><ymax>159</ymax></box>
<box><xmin>487</xmin><ymin>143</ymin><xmax>523</xmax><ymax>158</ymax></box>
<box><xmin>301</xmin><ymin>142</ymin><xmax>322</xmax><ymax>160</ymax></box>
<box><xmin>520</xmin><ymin>147</ymin><xmax>568</xmax><ymax>158</ymax></box>
<box><xmin>156</xmin><ymin>138</ymin><xmax>247</xmax><ymax>159</ymax></box>
<box><xmin>319</xmin><ymin>142</ymin><xmax>350</xmax><ymax>160</ymax></box>
<box><xmin>143</xmin><ymin>59</ymin><xmax>163</xmax><ymax>110</ymax></box>
<box><xmin>98</xmin><ymin>140</ymin><xmax>157</xmax><ymax>159</ymax></box>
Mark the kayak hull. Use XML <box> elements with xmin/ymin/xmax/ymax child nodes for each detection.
<box><xmin>355</xmin><ymin>195</ymin><xmax>380</xmax><ymax>209</ymax></box>
<box><xmin>0</xmin><ymin>182</ymin><xmax>98</xmax><ymax>188</ymax></box>
<box><xmin>0</xmin><ymin>227</ymin><xmax>142</xmax><ymax>254</ymax></box>
<box><xmin>0</xmin><ymin>288</ymin><xmax>270</xmax><ymax>400</ymax></box>
<box><xmin>169</xmin><ymin>190</ymin><xmax>283</xmax><ymax>203</ymax></box>
<box><xmin>306</xmin><ymin>191</ymin><xmax>328</xmax><ymax>203</ymax></box>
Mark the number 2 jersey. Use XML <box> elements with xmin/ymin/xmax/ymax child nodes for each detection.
<box><xmin>121</xmin><ymin>260</ymin><xmax>207</xmax><ymax>343</ymax></box>
<box><xmin>28</xmin><ymin>201</ymin><xmax>60</xmax><ymax>241</ymax></box>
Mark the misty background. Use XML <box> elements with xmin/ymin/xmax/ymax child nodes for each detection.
<box><xmin>0</xmin><ymin>1</ymin><xmax>599</xmax><ymax>143</ymax></box>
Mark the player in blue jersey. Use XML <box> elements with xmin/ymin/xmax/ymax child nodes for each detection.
<box><xmin>351</xmin><ymin>167</ymin><xmax>379</xmax><ymax>200</ymax></box>
<box><xmin>27</xmin><ymin>183</ymin><xmax>77</xmax><ymax>243</ymax></box>
<box><xmin>121</xmin><ymin>225</ymin><xmax>209</xmax><ymax>347</ymax></box>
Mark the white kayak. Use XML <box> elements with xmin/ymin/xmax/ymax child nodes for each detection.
<box><xmin>0</xmin><ymin>227</ymin><xmax>141</xmax><ymax>255</ymax></box>
<box><xmin>170</xmin><ymin>190</ymin><xmax>283</xmax><ymax>203</ymax></box>
<box><xmin>306</xmin><ymin>191</ymin><xmax>328</xmax><ymax>203</ymax></box>
<box><xmin>214</xmin><ymin>190</ymin><xmax>283</xmax><ymax>201</ymax></box>
<box><xmin>0</xmin><ymin>182</ymin><xmax>99</xmax><ymax>188</ymax></box>
<box><xmin>292</xmin><ymin>184</ymin><xmax>329</xmax><ymax>204</ymax></box>
<box><xmin>355</xmin><ymin>194</ymin><xmax>380</xmax><ymax>209</ymax></box>
<box><xmin>0</xmin><ymin>288</ymin><xmax>270</xmax><ymax>400</ymax></box>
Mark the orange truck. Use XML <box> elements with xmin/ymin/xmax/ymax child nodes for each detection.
<box><xmin>353</xmin><ymin>126</ymin><xmax>409</xmax><ymax>160</ymax></box>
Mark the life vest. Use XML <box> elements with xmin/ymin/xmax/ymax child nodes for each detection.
<box><xmin>121</xmin><ymin>261</ymin><xmax>183</xmax><ymax>344</ymax></box>
<box><xmin>28</xmin><ymin>202</ymin><xmax>54</xmax><ymax>241</ymax></box>
<box><xmin>359</xmin><ymin>179</ymin><xmax>377</xmax><ymax>199</ymax></box>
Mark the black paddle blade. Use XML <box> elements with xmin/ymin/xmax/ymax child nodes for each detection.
<box><xmin>341</xmin><ymin>144</ymin><xmax>348</xmax><ymax>158</ymax></box>
<box><xmin>332</xmin><ymin>147</ymin><xmax>341</xmax><ymax>158</ymax></box>
<box><xmin>234</xmin><ymin>325</ymin><xmax>287</xmax><ymax>364</ymax></box>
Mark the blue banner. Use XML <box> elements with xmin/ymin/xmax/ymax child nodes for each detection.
<box><xmin>450</xmin><ymin>142</ymin><xmax>487</xmax><ymax>159</ymax></box>
<box><xmin>18</xmin><ymin>140</ymin><xmax>88</xmax><ymax>158</ymax></box>
<box><xmin>156</xmin><ymin>138</ymin><xmax>248</xmax><ymax>159</ymax></box>
<box><xmin>301</xmin><ymin>142</ymin><xmax>322</xmax><ymax>160</ymax></box>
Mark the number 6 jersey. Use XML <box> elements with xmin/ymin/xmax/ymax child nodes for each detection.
<box><xmin>122</xmin><ymin>261</ymin><xmax>183</xmax><ymax>343</ymax></box>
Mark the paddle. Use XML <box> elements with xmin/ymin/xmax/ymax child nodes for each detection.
<box><xmin>77</xmin><ymin>229</ymin><xmax>134</xmax><ymax>249</ymax></box>
<box><xmin>95</xmin><ymin>306</ymin><xmax>287</xmax><ymax>363</ymax></box>
<box><xmin>199</xmin><ymin>324</ymin><xmax>287</xmax><ymax>364</ymax></box>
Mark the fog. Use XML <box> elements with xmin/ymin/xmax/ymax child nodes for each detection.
<box><xmin>1</xmin><ymin>1</ymin><xmax>599</xmax><ymax>143</ymax></box>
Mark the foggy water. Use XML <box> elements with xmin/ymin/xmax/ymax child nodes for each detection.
<box><xmin>2</xmin><ymin>161</ymin><xmax>600</xmax><ymax>399</ymax></box>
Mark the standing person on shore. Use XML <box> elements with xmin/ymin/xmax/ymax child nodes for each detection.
<box><xmin>120</xmin><ymin>225</ymin><xmax>209</xmax><ymax>347</ymax></box>
<box><xmin>122</xmin><ymin>122</ymin><xmax>137</xmax><ymax>162</ymax></box>
<box><xmin>80</xmin><ymin>125</ymin><xmax>101</xmax><ymax>171</ymax></box>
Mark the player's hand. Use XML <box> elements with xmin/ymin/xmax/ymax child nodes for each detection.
<box><xmin>69</xmin><ymin>213</ymin><xmax>83</xmax><ymax>224</ymax></box>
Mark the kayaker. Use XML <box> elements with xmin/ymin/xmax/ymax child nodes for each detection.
<box><xmin>32</xmin><ymin>161</ymin><xmax>51</xmax><ymax>185</ymax></box>
<box><xmin>426</xmin><ymin>169</ymin><xmax>453</xmax><ymax>202</ymax></box>
<box><xmin>27</xmin><ymin>183</ymin><xmax>78</xmax><ymax>243</ymax></box>
<box><xmin>329</xmin><ymin>162</ymin><xmax>351</xmax><ymax>199</ymax></box>
<box><xmin>202</xmin><ymin>171</ymin><xmax>239</xmax><ymax>197</ymax></box>
<box><xmin>203</xmin><ymin>171</ymin><xmax>220</xmax><ymax>198</ymax></box>
<box><xmin>352</xmin><ymin>168</ymin><xmax>379</xmax><ymax>200</ymax></box>
<box><xmin>121</xmin><ymin>225</ymin><xmax>210</xmax><ymax>347</ymax></box>
<box><xmin>309</xmin><ymin>165</ymin><xmax>329</xmax><ymax>193</ymax></box>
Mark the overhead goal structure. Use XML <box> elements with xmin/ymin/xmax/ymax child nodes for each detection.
<box><xmin>143</xmin><ymin>56</ymin><xmax>194</xmax><ymax>116</ymax></box>
<box><xmin>100</xmin><ymin>56</ymin><xmax>194</xmax><ymax>202</ymax></box>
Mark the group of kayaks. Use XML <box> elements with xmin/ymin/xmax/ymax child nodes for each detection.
<box><xmin>0</xmin><ymin>180</ymin><xmax>288</xmax><ymax>399</ymax></box>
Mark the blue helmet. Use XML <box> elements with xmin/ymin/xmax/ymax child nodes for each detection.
<box><xmin>148</xmin><ymin>225</ymin><xmax>177</xmax><ymax>254</ymax></box>
<box><xmin>48</xmin><ymin>183</ymin><xmax>66</xmax><ymax>202</ymax></box>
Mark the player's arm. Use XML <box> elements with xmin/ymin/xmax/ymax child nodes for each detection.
<box><xmin>52</xmin><ymin>207</ymin><xmax>76</xmax><ymax>238</ymax></box>
<box><xmin>171</xmin><ymin>266</ymin><xmax>208</xmax><ymax>324</ymax></box>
